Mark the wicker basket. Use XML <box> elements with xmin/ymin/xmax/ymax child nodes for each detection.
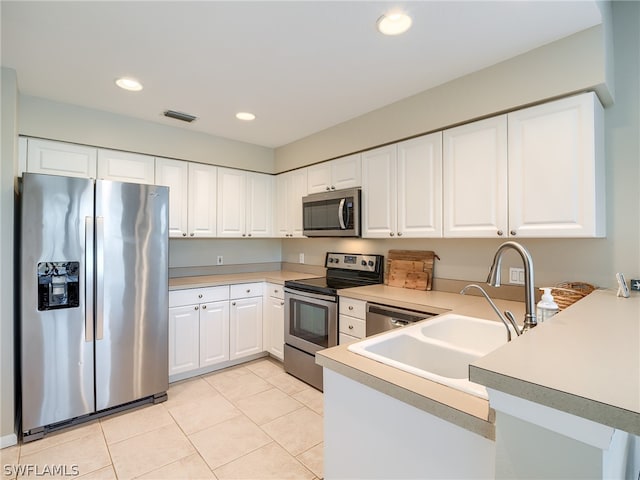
<box><xmin>550</xmin><ymin>282</ymin><xmax>596</xmax><ymax>310</ymax></box>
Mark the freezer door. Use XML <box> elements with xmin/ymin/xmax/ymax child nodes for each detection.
<box><xmin>20</xmin><ymin>173</ymin><xmax>95</xmax><ymax>433</ymax></box>
<box><xmin>95</xmin><ymin>180</ymin><xmax>169</xmax><ymax>411</ymax></box>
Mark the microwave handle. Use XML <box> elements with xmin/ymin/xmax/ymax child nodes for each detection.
<box><xmin>338</xmin><ymin>198</ymin><xmax>346</xmax><ymax>229</ymax></box>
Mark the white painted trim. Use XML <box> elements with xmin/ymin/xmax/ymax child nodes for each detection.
<box><xmin>488</xmin><ymin>388</ymin><xmax>615</xmax><ymax>449</ymax></box>
<box><xmin>1</xmin><ymin>433</ymin><xmax>17</xmax><ymax>449</ymax></box>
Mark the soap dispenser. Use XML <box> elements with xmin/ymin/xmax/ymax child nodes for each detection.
<box><xmin>537</xmin><ymin>288</ymin><xmax>559</xmax><ymax>322</ymax></box>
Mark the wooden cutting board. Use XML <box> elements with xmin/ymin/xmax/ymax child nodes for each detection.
<box><xmin>385</xmin><ymin>250</ymin><xmax>438</xmax><ymax>291</ymax></box>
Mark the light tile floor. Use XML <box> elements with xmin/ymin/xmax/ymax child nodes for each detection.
<box><xmin>1</xmin><ymin>358</ymin><xmax>324</xmax><ymax>480</ymax></box>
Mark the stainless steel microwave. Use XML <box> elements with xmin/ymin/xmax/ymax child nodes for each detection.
<box><xmin>302</xmin><ymin>187</ymin><xmax>361</xmax><ymax>237</ymax></box>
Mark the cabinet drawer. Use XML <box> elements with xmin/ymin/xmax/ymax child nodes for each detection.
<box><xmin>339</xmin><ymin>297</ymin><xmax>366</xmax><ymax>319</ymax></box>
<box><xmin>169</xmin><ymin>286</ymin><xmax>229</xmax><ymax>307</ymax></box>
<box><xmin>230</xmin><ymin>282</ymin><xmax>263</xmax><ymax>299</ymax></box>
<box><xmin>339</xmin><ymin>332</ymin><xmax>360</xmax><ymax>346</ymax></box>
<box><xmin>266</xmin><ymin>283</ymin><xmax>285</xmax><ymax>299</ymax></box>
<box><xmin>339</xmin><ymin>315</ymin><xmax>366</xmax><ymax>339</ymax></box>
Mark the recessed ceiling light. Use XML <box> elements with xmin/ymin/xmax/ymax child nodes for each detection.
<box><xmin>236</xmin><ymin>112</ymin><xmax>256</xmax><ymax>121</ymax></box>
<box><xmin>377</xmin><ymin>11</ymin><xmax>412</xmax><ymax>36</ymax></box>
<box><xmin>115</xmin><ymin>77</ymin><xmax>143</xmax><ymax>92</ymax></box>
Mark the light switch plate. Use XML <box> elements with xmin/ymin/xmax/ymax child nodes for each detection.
<box><xmin>509</xmin><ymin>267</ymin><xmax>525</xmax><ymax>285</ymax></box>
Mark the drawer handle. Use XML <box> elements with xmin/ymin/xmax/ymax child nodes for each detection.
<box><xmin>348</xmin><ymin>305</ymin><xmax>354</xmax><ymax>310</ymax></box>
<box><xmin>510</xmin><ymin>230</ymin><xmax>517</xmax><ymax>236</ymax></box>
<box><xmin>274</xmin><ymin>289</ymin><xmax>279</xmax><ymax>293</ymax></box>
<box><xmin>348</xmin><ymin>324</ymin><xmax>354</xmax><ymax>330</ymax></box>
<box><xmin>190</xmin><ymin>233</ymin><xmax>195</xmax><ymax>237</ymax></box>
<box><xmin>182</xmin><ymin>233</ymin><xmax>186</xmax><ymax>237</ymax></box>
<box><xmin>202</xmin><ymin>305</ymin><xmax>207</xmax><ymax>309</ymax></box>
<box><xmin>194</xmin><ymin>306</ymin><xmax>199</xmax><ymax>310</ymax></box>
<box><xmin>246</xmin><ymin>289</ymin><xmax>251</xmax><ymax>293</ymax></box>
<box><xmin>198</xmin><ymin>294</ymin><xmax>203</xmax><ymax>298</ymax></box>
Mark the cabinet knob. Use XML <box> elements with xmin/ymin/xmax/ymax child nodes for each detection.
<box><xmin>497</xmin><ymin>230</ymin><xmax>504</xmax><ymax>236</ymax></box>
<box><xmin>397</xmin><ymin>232</ymin><xmax>403</xmax><ymax>237</ymax></box>
<box><xmin>325</xmin><ymin>186</ymin><xmax>330</xmax><ymax>191</ymax></box>
<box><xmin>198</xmin><ymin>294</ymin><xmax>203</xmax><ymax>298</ymax></box>
<box><xmin>348</xmin><ymin>324</ymin><xmax>354</xmax><ymax>330</ymax></box>
<box><xmin>190</xmin><ymin>233</ymin><xmax>195</xmax><ymax>237</ymax></box>
<box><xmin>280</xmin><ymin>301</ymin><xmax>285</xmax><ymax>306</ymax></box>
<box><xmin>202</xmin><ymin>305</ymin><xmax>207</xmax><ymax>309</ymax></box>
<box><xmin>232</xmin><ymin>302</ymin><xmax>236</xmax><ymax>306</ymax></box>
<box><xmin>246</xmin><ymin>289</ymin><xmax>251</xmax><ymax>293</ymax></box>
<box><xmin>182</xmin><ymin>233</ymin><xmax>187</xmax><ymax>237</ymax></box>
<box><xmin>331</xmin><ymin>185</ymin><xmax>336</xmax><ymax>190</ymax></box>
<box><xmin>510</xmin><ymin>230</ymin><xmax>517</xmax><ymax>236</ymax></box>
<box><xmin>248</xmin><ymin>233</ymin><xmax>252</xmax><ymax>237</ymax></box>
<box><xmin>242</xmin><ymin>234</ymin><xmax>246</xmax><ymax>237</ymax></box>
<box><xmin>348</xmin><ymin>305</ymin><xmax>354</xmax><ymax>310</ymax></box>
<box><xmin>194</xmin><ymin>306</ymin><xmax>199</xmax><ymax>310</ymax></box>
<box><xmin>390</xmin><ymin>232</ymin><xmax>395</xmax><ymax>237</ymax></box>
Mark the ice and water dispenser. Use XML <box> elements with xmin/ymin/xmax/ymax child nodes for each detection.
<box><xmin>37</xmin><ymin>262</ymin><xmax>80</xmax><ymax>310</ymax></box>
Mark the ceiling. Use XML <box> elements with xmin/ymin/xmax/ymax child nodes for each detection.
<box><xmin>1</xmin><ymin>1</ymin><xmax>602</xmax><ymax>148</ymax></box>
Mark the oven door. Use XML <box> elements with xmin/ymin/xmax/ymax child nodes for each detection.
<box><xmin>284</xmin><ymin>287</ymin><xmax>337</xmax><ymax>354</ymax></box>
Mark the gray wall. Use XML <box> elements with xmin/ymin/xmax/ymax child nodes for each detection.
<box><xmin>279</xmin><ymin>2</ymin><xmax>640</xmax><ymax>291</ymax></box>
<box><xmin>19</xmin><ymin>95</ymin><xmax>275</xmax><ymax>174</ymax></box>
<box><xmin>1</xmin><ymin>67</ymin><xmax>18</xmax><ymax>444</ymax></box>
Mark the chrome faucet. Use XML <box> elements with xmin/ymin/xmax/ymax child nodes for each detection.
<box><xmin>460</xmin><ymin>284</ymin><xmax>519</xmax><ymax>341</ymax></box>
<box><xmin>487</xmin><ymin>241</ymin><xmax>537</xmax><ymax>332</ymax></box>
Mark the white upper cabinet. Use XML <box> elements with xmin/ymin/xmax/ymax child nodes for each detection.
<box><xmin>217</xmin><ymin>168</ymin><xmax>274</xmax><ymax>238</ymax></box>
<box><xmin>363</xmin><ymin>133</ymin><xmax>442</xmax><ymax>238</ymax></box>
<box><xmin>443</xmin><ymin>115</ymin><xmax>509</xmax><ymax>238</ymax></box>
<box><xmin>443</xmin><ymin>92</ymin><xmax>604</xmax><ymax>238</ymax></box>
<box><xmin>188</xmin><ymin>163</ymin><xmax>218</xmax><ymax>238</ymax></box>
<box><xmin>26</xmin><ymin>138</ymin><xmax>97</xmax><ymax>179</ymax></box>
<box><xmin>507</xmin><ymin>92</ymin><xmax>605</xmax><ymax>237</ymax></box>
<box><xmin>307</xmin><ymin>154</ymin><xmax>361</xmax><ymax>193</ymax></box>
<box><xmin>276</xmin><ymin>168</ymin><xmax>308</xmax><ymax>238</ymax></box>
<box><xmin>97</xmin><ymin>149</ymin><xmax>155</xmax><ymax>184</ymax></box>
<box><xmin>155</xmin><ymin>158</ymin><xmax>189</xmax><ymax>237</ymax></box>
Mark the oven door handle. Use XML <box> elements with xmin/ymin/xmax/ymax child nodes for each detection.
<box><xmin>338</xmin><ymin>198</ymin><xmax>346</xmax><ymax>230</ymax></box>
<box><xmin>284</xmin><ymin>287</ymin><xmax>337</xmax><ymax>303</ymax></box>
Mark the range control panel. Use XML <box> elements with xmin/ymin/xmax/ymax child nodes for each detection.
<box><xmin>37</xmin><ymin>261</ymin><xmax>80</xmax><ymax>311</ymax></box>
<box><xmin>325</xmin><ymin>253</ymin><xmax>382</xmax><ymax>273</ymax></box>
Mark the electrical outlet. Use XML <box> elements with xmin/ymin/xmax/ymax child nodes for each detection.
<box><xmin>299</xmin><ymin>253</ymin><xmax>305</xmax><ymax>264</ymax></box>
<box><xmin>509</xmin><ymin>267</ymin><xmax>525</xmax><ymax>285</ymax></box>
<box><xmin>216</xmin><ymin>256</ymin><xmax>223</xmax><ymax>265</ymax></box>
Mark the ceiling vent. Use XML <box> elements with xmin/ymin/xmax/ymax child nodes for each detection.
<box><xmin>163</xmin><ymin>110</ymin><xmax>197</xmax><ymax>123</ymax></box>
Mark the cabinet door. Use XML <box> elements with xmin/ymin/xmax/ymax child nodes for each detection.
<box><xmin>229</xmin><ymin>297</ymin><xmax>263</xmax><ymax>360</ymax></box>
<box><xmin>275</xmin><ymin>173</ymin><xmax>290</xmax><ymax>237</ymax></box>
<box><xmin>97</xmin><ymin>149</ymin><xmax>155</xmax><ymax>184</ymax></box>
<box><xmin>397</xmin><ymin>133</ymin><xmax>443</xmax><ymax>238</ymax></box>
<box><xmin>199</xmin><ymin>300</ymin><xmax>230</xmax><ymax>367</ymax></box>
<box><xmin>188</xmin><ymin>163</ymin><xmax>217</xmax><ymax>237</ymax></box>
<box><xmin>246</xmin><ymin>172</ymin><xmax>274</xmax><ymax>237</ymax></box>
<box><xmin>307</xmin><ymin>163</ymin><xmax>333</xmax><ymax>194</ymax></box>
<box><xmin>362</xmin><ymin>145</ymin><xmax>397</xmax><ymax>238</ymax></box>
<box><xmin>156</xmin><ymin>158</ymin><xmax>189</xmax><ymax>238</ymax></box>
<box><xmin>168</xmin><ymin>305</ymin><xmax>200</xmax><ymax>376</ymax></box>
<box><xmin>443</xmin><ymin>115</ymin><xmax>508</xmax><ymax>238</ymax></box>
<box><xmin>289</xmin><ymin>168</ymin><xmax>308</xmax><ymax>237</ymax></box>
<box><xmin>217</xmin><ymin>167</ymin><xmax>246</xmax><ymax>237</ymax></box>
<box><xmin>264</xmin><ymin>296</ymin><xmax>285</xmax><ymax>361</ymax></box>
<box><xmin>331</xmin><ymin>153</ymin><xmax>361</xmax><ymax>190</ymax></box>
<box><xmin>26</xmin><ymin>138</ymin><xmax>97</xmax><ymax>178</ymax></box>
<box><xmin>508</xmin><ymin>92</ymin><xmax>605</xmax><ymax>238</ymax></box>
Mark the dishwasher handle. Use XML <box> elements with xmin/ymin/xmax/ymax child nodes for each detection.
<box><xmin>366</xmin><ymin>303</ymin><xmax>434</xmax><ymax>324</ymax></box>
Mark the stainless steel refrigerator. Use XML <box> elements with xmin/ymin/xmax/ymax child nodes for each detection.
<box><xmin>20</xmin><ymin>172</ymin><xmax>169</xmax><ymax>442</ymax></box>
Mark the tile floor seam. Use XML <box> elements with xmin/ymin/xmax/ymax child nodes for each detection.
<box><xmin>96</xmin><ymin>421</ymin><xmax>116</xmax><ymax>479</ymax></box>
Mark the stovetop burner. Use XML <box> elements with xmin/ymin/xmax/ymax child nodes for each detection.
<box><xmin>284</xmin><ymin>252</ymin><xmax>384</xmax><ymax>296</ymax></box>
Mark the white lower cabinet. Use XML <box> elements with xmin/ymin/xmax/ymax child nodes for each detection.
<box><xmin>168</xmin><ymin>286</ymin><xmax>230</xmax><ymax>378</ymax></box>
<box><xmin>339</xmin><ymin>297</ymin><xmax>367</xmax><ymax>345</ymax></box>
<box><xmin>263</xmin><ymin>283</ymin><xmax>285</xmax><ymax>360</ymax></box>
<box><xmin>230</xmin><ymin>283</ymin><xmax>263</xmax><ymax>360</ymax></box>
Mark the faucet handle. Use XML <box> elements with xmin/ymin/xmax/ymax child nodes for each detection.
<box><xmin>504</xmin><ymin>310</ymin><xmax>522</xmax><ymax>337</ymax></box>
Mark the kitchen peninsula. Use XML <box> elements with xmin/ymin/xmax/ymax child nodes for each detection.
<box><xmin>318</xmin><ymin>287</ymin><xmax>640</xmax><ymax>479</ymax></box>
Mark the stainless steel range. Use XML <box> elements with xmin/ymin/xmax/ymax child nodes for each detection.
<box><xmin>284</xmin><ymin>252</ymin><xmax>384</xmax><ymax>390</ymax></box>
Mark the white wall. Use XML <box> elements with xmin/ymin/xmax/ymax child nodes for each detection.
<box><xmin>169</xmin><ymin>238</ymin><xmax>281</xmax><ymax>268</ymax></box>
<box><xmin>19</xmin><ymin>95</ymin><xmax>275</xmax><ymax>174</ymax></box>
<box><xmin>1</xmin><ymin>67</ymin><xmax>18</xmax><ymax>445</ymax></box>
<box><xmin>279</xmin><ymin>4</ymin><xmax>640</xmax><ymax>290</ymax></box>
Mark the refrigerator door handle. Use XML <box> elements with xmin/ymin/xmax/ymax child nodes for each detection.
<box><xmin>85</xmin><ymin>216</ymin><xmax>95</xmax><ymax>342</ymax></box>
<box><xmin>96</xmin><ymin>216</ymin><xmax>105</xmax><ymax>341</ymax></box>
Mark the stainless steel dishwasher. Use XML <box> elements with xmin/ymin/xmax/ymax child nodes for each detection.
<box><xmin>366</xmin><ymin>303</ymin><xmax>436</xmax><ymax>336</ymax></box>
